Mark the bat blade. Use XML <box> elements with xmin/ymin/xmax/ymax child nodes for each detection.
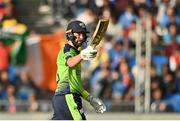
<box><xmin>89</xmin><ymin>19</ymin><xmax>109</xmax><ymax>48</ymax></box>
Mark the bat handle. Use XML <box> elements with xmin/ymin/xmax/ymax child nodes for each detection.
<box><xmin>90</xmin><ymin>45</ymin><xmax>96</xmax><ymax>49</ymax></box>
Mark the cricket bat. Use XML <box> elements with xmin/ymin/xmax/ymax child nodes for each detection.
<box><xmin>89</xmin><ymin>19</ymin><xmax>109</xmax><ymax>48</ymax></box>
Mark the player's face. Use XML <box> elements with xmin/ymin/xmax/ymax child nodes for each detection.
<box><xmin>73</xmin><ymin>32</ymin><xmax>86</xmax><ymax>47</ymax></box>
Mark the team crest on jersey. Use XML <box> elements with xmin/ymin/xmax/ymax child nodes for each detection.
<box><xmin>79</xmin><ymin>23</ymin><xmax>85</xmax><ymax>28</ymax></box>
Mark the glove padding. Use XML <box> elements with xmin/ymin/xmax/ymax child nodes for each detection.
<box><xmin>80</xmin><ymin>46</ymin><xmax>97</xmax><ymax>60</ymax></box>
<box><xmin>88</xmin><ymin>95</ymin><xmax>106</xmax><ymax>113</ymax></box>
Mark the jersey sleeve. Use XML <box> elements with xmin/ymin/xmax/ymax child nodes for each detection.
<box><xmin>81</xmin><ymin>89</ymin><xmax>90</xmax><ymax>101</ymax></box>
<box><xmin>72</xmin><ymin>81</ymin><xmax>90</xmax><ymax>101</ymax></box>
<box><xmin>63</xmin><ymin>51</ymin><xmax>73</xmax><ymax>60</ymax></box>
<box><xmin>63</xmin><ymin>47</ymin><xmax>75</xmax><ymax>65</ymax></box>
<box><xmin>71</xmin><ymin>80</ymin><xmax>90</xmax><ymax>101</ymax></box>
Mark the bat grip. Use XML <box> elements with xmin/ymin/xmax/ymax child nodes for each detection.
<box><xmin>90</xmin><ymin>45</ymin><xmax>96</xmax><ymax>49</ymax></box>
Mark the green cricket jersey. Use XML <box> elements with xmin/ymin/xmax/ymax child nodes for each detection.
<box><xmin>55</xmin><ymin>44</ymin><xmax>89</xmax><ymax>100</ymax></box>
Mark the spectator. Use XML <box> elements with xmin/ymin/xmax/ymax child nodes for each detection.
<box><xmin>112</xmin><ymin>61</ymin><xmax>134</xmax><ymax>104</ymax></box>
<box><xmin>6</xmin><ymin>84</ymin><xmax>16</xmax><ymax>113</ymax></box>
<box><xmin>151</xmin><ymin>88</ymin><xmax>173</xmax><ymax>112</ymax></box>
<box><xmin>163</xmin><ymin>23</ymin><xmax>180</xmax><ymax>45</ymax></box>
<box><xmin>0</xmin><ymin>70</ymin><xmax>10</xmax><ymax>99</ymax></box>
<box><xmin>165</xmin><ymin>37</ymin><xmax>180</xmax><ymax>58</ymax></box>
<box><xmin>0</xmin><ymin>40</ymin><xmax>11</xmax><ymax>71</ymax></box>
<box><xmin>132</xmin><ymin>56</ymin><xmax>146</xmax><ymax>94</ymax></box>
<box><xmin>169</xmin><ymin>48</ymin><xmax>180</xmax><ymax>72</ymax></box>
<box><xmin>17</xmin><ymin>71</ymin><xmax>37</xmax><ymax>101</ymax></box>
<box><xmin>89</xmin><ymin>60</ymin><xmax>110</xmax><ymax>97</ymax></box>
<box><xmin>108</xmin><ymin>39</ymin><xmax>131</xmax><ymax>70</ymax></box>
<box><xmin>28</xmin><ymin>93</ymin><xmax>38</xmax><ymax>112</ymax></box>
<box><xmin>118</xmin><ymin>5</ymin><xmax>137</xmax><ymax>29</ymax></box>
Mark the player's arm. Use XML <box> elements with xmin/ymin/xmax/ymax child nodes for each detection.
<box><xmin>81</xmin><ymin>89</ymin><xmax>90</xmax><ymax>101</ymax></box>
<box><xmin>66</xmin><ymin>46</ymin><xmax>97</xmax><ymax>67</ymax></box>
<box><xmin>67</xmin><ymin>46</ymin><xmax>98</xmax><ymax>68</ymax></box>
<box><xmin>66</xmin><ymin>54</ymin><xmax>82</xmax><ymax>68</ymax></box>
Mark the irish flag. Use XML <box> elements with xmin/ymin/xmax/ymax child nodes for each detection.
<box><xmin>26</xmin><ymin>30</ymin><xmax>65</xmax><ymax>91</ymax></box>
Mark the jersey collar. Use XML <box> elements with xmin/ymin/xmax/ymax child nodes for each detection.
<box><xmin>65</xmin><ymin>44</ymin><xmax>80</xmax><ymax>54</ymax></box>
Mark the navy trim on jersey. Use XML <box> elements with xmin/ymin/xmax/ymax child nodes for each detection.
<box><xmin>66</xmin><ymin>55</ymin><xmax>72</xmax><ymax>61</ymax></box>
<box><xmin>64</xmin><ymin>44</ymin><xmax>79</xmax><ymax>54</ymax></box>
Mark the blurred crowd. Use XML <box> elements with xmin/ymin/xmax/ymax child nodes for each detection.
<box><xmin>1</xmin><ymin>0</ymin><xmax>180</xmax><ymax>113</ymax></box>
<box><xmin>0</xmin><ymin>0</ymin><xmax>49</xmax><ymax>113</ymax></box>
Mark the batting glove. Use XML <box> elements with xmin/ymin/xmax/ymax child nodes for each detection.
<box><xmin>88</xmin><ymin>95</ymin><xmax>106</xmax><ymax>113</ymax></box>
<box><xmin>80</xmin><ymin>46</ymin><xmax>97</xmax><ymax>60</ymax></box>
